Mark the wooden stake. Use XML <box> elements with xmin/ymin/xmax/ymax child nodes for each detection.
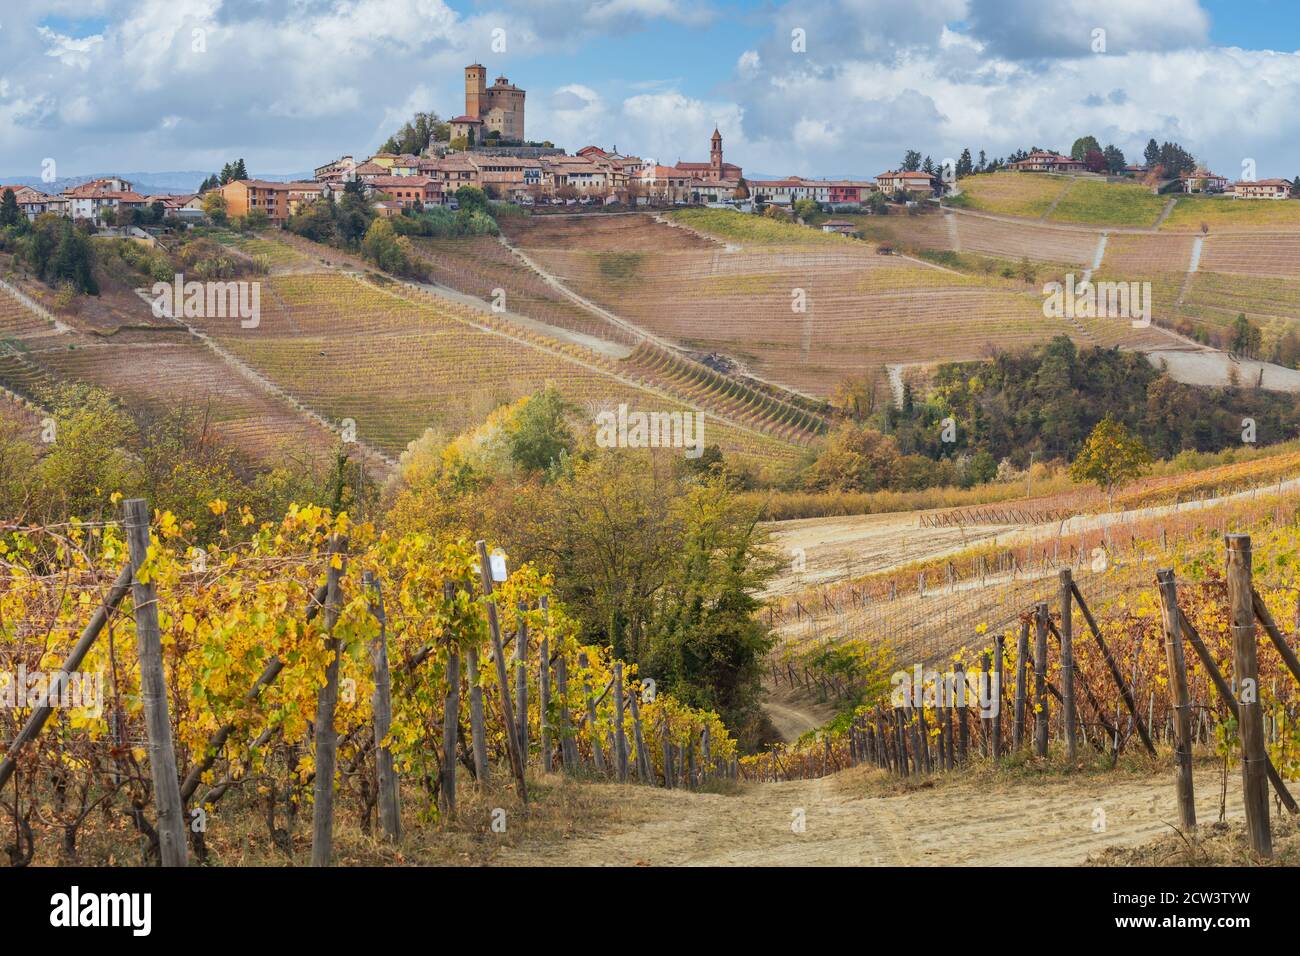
<box><xmin>1227</xmin><ymin>535</ymin><xmax>1271</xmax><ymax>857</ymax></box>
<box><xmin>514</xmin><ymin>601</ymin><xmax>529</xmax><ymax>764</ymax></box>
<box><xmin>538</xmin><ymin>597</ymin><xmax>552</xmax><ymax>774</ymax></box>
<box><xmin>1034</xmin><ymin>602</ymin><xmax>1049</xmax><ymax>758</ymax></box>
<box><xmin>1156</xmin><ymin>569</ymin><xmax>1196</xmax><ymax>835</ymax></box>
<box><xmin>364</xmin><ymin>571</ymin><xmax>400</xmax><ymax>842</ymax></box>
<box><xmin>1059</xmin><ymin>570</ymin><xmax>1078</xmax><ymax>763</ymax></box>
<box><xmin>309</xmin><ymin>534</ymin><xmax>347</xmax><ymax>867</ymax></box>
<box><xmin>440</xmin><ymin>583</ymin><xmax>460</xmax><ymax>816</ymax></box>
<box><xmin>554</xmin><ymin>650</ymin><xmax>579</xmax><ymax>770</ymax></box>
<box><xmin>123</xmin><ymin>499</ymin><xmax>187</xmax><ymax>868</ymax></box>
<box><xmin>475</xmin><ymin>540</ymin><xmax>527</xmax><ymax>802</ymax></box>
<box><xmin>1013</xmin><ymin>619</ymin><xmax>1029</xmax><ymax>750</ymax></box>
<box><xmin>613</xmin><ymin>661</ymin><xmax>629</xmax><ymax>782</ymax></box>
<box><xmin>992</xmin><ymin>634</ymin><xmax>1005</xmax><ymax>759</ymax></box>
<box><xmin>467</xmin><ymin>646</ymin><xmax>489</xmax><ymax>788</ymax></box>
<box><xmin>629</xmin><ymin>684</ymin><xmax>650</xmax><ymax>781</ymax></box>
<box><xmin>578</xmin><ymin>652</ymin><xmax>606</xmax><ymax>773</ymax></box>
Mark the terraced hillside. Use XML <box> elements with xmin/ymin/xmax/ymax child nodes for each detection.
<box><xmin>506</xmin><ymin>212</ymin><xmax>1147</xmax><ymax>397</ymax></box>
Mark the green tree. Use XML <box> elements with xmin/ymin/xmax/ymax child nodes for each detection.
<box><xmin>1069</xmin><ymin>416</ymin><xmax>1151</xmax><ymax>505</ymax></box>
<box><xmin>1070</xmin><ymin>135</ymin><xmax>1101</xmax><ymax>161</ymax></box>
<box><xmin>507</xmin><ymin>386</ymin><xmax>574</xmax><ymax>475</ymax></box>
<box><xmin>0</xmin><ymin>188</ymin><xmax>21</xmax><ymax>228</ymax></box>
<box><xmin>1230</xmin><ymin>313</ymin><xmax>1261</xmax><ymax>357</ymax></box>
<box><xmin>792</xmin><ymin>197</ymin><xmax>819</xmax><ymax>220</ymax></box>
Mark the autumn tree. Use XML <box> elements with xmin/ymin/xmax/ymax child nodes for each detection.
<box><xmin>1069</xmin><ymin>416</ymin><xmax>1151</xmax><ymax>505</ymax></box>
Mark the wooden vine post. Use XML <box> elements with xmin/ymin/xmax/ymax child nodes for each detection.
<box><xmin>554</xmin><ymin>648</ymin><xmax>579</xmax><ymax>770</ymax></box>
<box><xmin>515</xmin><ymin>602</ymin><xmax>529</xmax><ymax>761</ymax></box>
<box><xmin>954</xmin><ymin>664</ymin><xmax>968</xmax><ymax>764</ymax></box>
<box><xmin>1226</xmin><ymin>535</ymin><xmax>1271</xmax><ymax>857</ymax></box>
<box><xmin>466</xmin><ymin>644</ymin><xmax>489</xmax><ymax>788</ymax></box>
<box><xmin>310</xmin><ymin>534</ymin><xmax>347</xmax><ymax>867</ymax></box>
<box><xmin>613</xmin><ymin>661</ymin><xmax>629</xmax><ymax>782</ymax></box>
<box><xmin>364</xmin><ymin>571</ymin><xmax>401</xmax><ymax>842</ymax></box>
<box><xmin>628</xmin><ymin>682</ymin><xmax>651</xmax><ymax>781</ymax></box>
<box><xmin>538</xmin><ymin>596</ymin><xmax>553</xmax><ymax>774</ymax></box>
<box><xmin>440</xmin><ymin>581</ymin><xmax>460</xmax><ymax>816</ymax></box>
<box><xmin>476</xmin><ymin>540</ymin><xmax>527</xmax><ymax>802</ymax></box>
<box><xmin>123</xmin><ymin>499</ymin><xmax>188</xmax><ymax>867</ymax></box>
<box><xmin>1059</xmin><ymin>570</ymin><xmax>1077</xmax><ymax>763</ymax></box>
<box><xmin>1155</xmin><ymin>569</ymin><xmax>1195</xmax><ymax>835</ymax></box>
<box><xmin>1034</xmin><ymin>602</ymin><xmax>1049</xmax><ymax>758</ymax></box>
<box><xmin>992</xmin><ymin>634</ymin><xmax>1005</xmax><ymax>759</ymax></box>
<box><xmin>1013</xmin><ymin>619</ymin><xmax>1029</xmax><ymax>750</ymax></box>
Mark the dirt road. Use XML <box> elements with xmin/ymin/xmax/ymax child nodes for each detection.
<box><xmin>498</xmin><ymin>768</ymin><xmax>1244</xmax><ymax>866</ymax></box>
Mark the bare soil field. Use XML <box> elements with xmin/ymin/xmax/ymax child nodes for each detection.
<box><xmin>764</xmin><ymin>510</ymin><xmax>1013</xmax><ymax>596</ymax></box>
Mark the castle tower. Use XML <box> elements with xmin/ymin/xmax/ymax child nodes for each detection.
<box><xmin>465</xmin><ymin>64</ymin><xmax>487</xmax><ymax>119</ymax></box>
<box><xmin>710</xmin><ymin>127</ymin><xmax>723</xmax><ymax>181</ymax></box>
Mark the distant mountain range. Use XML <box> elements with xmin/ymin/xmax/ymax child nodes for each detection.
<box><xmin>0</xmin><ymin>171</ymin><xmax>314</xmax><ymax>196</ymax></box>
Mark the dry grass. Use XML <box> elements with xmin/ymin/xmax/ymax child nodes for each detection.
<box><xmin>20</xmin><ymin>771</ymin><xmax>658</xmax><ymax>867</ymax></box>
<box><xmin>1088</xmin><ymin>819</ymin><xmax>1300</xmax><ymax>866</ymax></box>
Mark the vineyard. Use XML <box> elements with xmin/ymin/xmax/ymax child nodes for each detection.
<box><xmin>0</xmin><ymin>501</ymin><xmax>740</xmax><ymax>866</ymax></box>
<box><xmin>177</xmin><ymin>270</ymin><xmax>807</xmax><ymax>469</ymax></box>
<box><xmin>509</xmin><ymin>215</ymin><xmax>1089</xmax><ymax>396</ymax></box>
<box><xmin>748</xmin><ymin>490</ymin><xmax>1300</xmax><ymax>860</ymax></box>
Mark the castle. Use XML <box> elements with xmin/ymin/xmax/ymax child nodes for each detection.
<box><xmin>449</xmin><ymin>64</ymin><xmax>525</xmax><ymax>146</ymax></box>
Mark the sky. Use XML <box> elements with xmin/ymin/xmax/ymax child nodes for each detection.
<box><xmin>4</xmin><ymin>0</ymin><xmax>1300</xmax><ymax>182</ymax></box>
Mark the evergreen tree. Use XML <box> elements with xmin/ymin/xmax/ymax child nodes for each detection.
<box><xmin>956</xmin><ymin>148</ymin><xmax>973</xmax><ymax>178</ymax></box>
<box><xmin>1143</xmin><ymin>138</ymin><xmax>1160</xmax><ymax>168</ymax></box>
<box><xmin>0</xmin><ymin>188</ymin><xmax>21</xmax><ymax>228</ymax></box>
<box><xmin>1102</xmin><ymin>144</ymin><xmax>1126</xmax><ymax>174</ymax></box>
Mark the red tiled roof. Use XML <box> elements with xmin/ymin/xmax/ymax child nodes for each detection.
<box><xmin>367</xmin><ymin>176</ymin><xmax>439</xmax><ymax>189</ymax></box>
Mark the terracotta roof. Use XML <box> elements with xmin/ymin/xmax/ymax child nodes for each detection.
<box><xmin>353</xmin><ymin>162</ymin><xmax>387</xmax><ymax>175</ymax></box>
<box><xmin>1234</xmin><ymin>179</ymin><xmax>1292</xmax><ymax>187</ymax></box>
<box><xmin>449</xmin><ymin>115</ymin><xmax>483</xmax><ymax>124</ymax></box>
<box><xmin>367</xmin><ymin>176</ymin><xmax>439</xmax><ymax>189</ymax></box>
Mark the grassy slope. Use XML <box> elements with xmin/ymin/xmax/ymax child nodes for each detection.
<box><xmin>1161</xmin><ymin>193</ymin><xmax>1300</xmax><ymax>231</ymax></box>
<box><xmin>951</xmin><ymin>172</ymin><xmax>1068</xmax><ymax>218</ymax></box>
<box><xmin>667</xmin><ymin>207</ymin><xmax>850</xmax><ymax>245</ymax></box>
<box><xmin>1047</xmin><ymin>178</ymin><xmax>1168</xmax><ymax>227</ymax></box>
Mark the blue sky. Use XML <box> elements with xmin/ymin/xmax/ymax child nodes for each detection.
<box><xmin>4</xmin><ymin>1</ymin><xmax>1300</xmax><ymax>183</ymax></box>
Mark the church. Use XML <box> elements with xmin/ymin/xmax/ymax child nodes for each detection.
<box><xmin>675</xmin><ymin>128</ymin><xmax>743</xmax><ymax>183</ymax></box>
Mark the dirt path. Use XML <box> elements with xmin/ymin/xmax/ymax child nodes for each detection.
<box><xmin>498</xmin><ymin>768</ymin><xmax>1245</xmax><ymax>866</ymax></box>
<box><xmin>761</xmin><ymin>699</ymin><xmax>831</xmax><ymax>742</ymax></box>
